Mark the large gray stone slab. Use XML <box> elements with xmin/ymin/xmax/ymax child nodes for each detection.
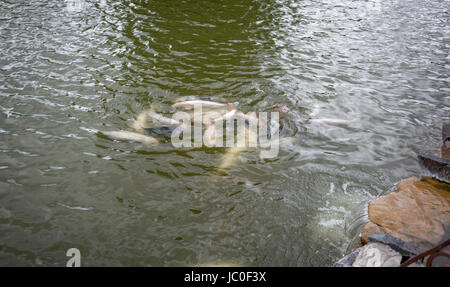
<box><xmin>368</xmin><ymin>232</ymin><xmax>422</xmax><ymax>257</ymax></box>
<box><xmin>335</xmin><ymin>249</ymin><xmax>361</xmax><ymax>267</ymax></box>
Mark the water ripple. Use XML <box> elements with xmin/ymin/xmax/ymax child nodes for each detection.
<box><xmin>0</xmin><ymin>0</ymin><xmax>448</xmax><ymax>266</ymax></box>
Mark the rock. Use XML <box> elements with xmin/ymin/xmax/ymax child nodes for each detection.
<box><xmin>442</xmin><ymin>121</ymin><xmax>450</xmax><ymax>160</ymax></box>
<box><xmin>441</xmin><ymin>144</ymin><xmax>450</xmax><ymax>161</ymax></box>
<box><xmin>418</xmin><ymin>153</ymin><xmax>450</xmax><ymax>183</ymax></box>
<box><xmin>352</xmin><ymin>243</ymin><xmax>402</xmax><ymax>267</ymax></box>
<box><xmin>363</xmin><ymin>176</ymin><xmax>450</xmax><ymax>251</ymax></box>
<box><xmin>368</xmin><ymin>233</ymin><xmax>422</xmax><ymax>257</ymax></box>
<box><xmin>335</xmin><ymin>249</ymin><xmax>361</xmax><ymax>267</ymax></box>
<box><xmin>360</xmin><ymin>221</ymin><xmax>386</xmax><ymax>245</ymax></box>
<box><xmin>442</xmin><ymin>123</ymin><xmax>450</xmax><ymax>143</ymax></box>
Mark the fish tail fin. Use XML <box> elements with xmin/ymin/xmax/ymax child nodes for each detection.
<box><xmin>132</xmin><ymin>109</ymin><xmax>150</xmax><ymax>133</ymax></box>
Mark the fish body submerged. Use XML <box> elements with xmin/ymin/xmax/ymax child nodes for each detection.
<box><xmin>144</xmin><ymin>125</ymin><xmax>179</xmax><ymax>137</ymax></box>
<box><xmin>131</xmin><ymin>109</ymin><xmax>150</xmax><ymax>133</ymax></box>
<box><xmin>102</xmin><ymin>130</ymin><xmax>159</xmax><ymax>145</ymax></box>
<box><xmin>172</xmin><ymin>100</ymin><xmax>235</xmax><ymax>110</ymax></box>
<box><xmin>147</xmin><ymin>109</ymin><xmax>181</xmax><ymax>125</ymax></box>
<box><xmin>219</xmin><ymin>146</ymin><xmax>246</xmax><ymax>170</ymax></box>
<box><xmin>213</xmin><ymin>109</ymin><xmax>237</xmax><ymax>123</ymax></box>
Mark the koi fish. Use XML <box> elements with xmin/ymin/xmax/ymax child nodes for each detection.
<box><xmin>102</xmin><ymin>130</ymin><xmax>159</xmax><ymax>145</ymax></box>
<box><xmin>147</xmin><ymin>109</ymin><xmax>182</xmax><ymax>126</ymax></box>
<box><xmin>172</xmin><ymin>100</ymin><xmax>237</xmax><ymax>110</ymax></box>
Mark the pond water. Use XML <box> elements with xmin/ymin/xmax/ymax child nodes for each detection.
<box><xmin>0</xmin><ymin>0</ymin><xmax>448</xmax><ymax>266</ymax></box>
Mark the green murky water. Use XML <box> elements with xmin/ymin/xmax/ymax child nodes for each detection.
<box><xmin>0</xmin><ymin>0</ymin><xmax>449</xmax><ymax>266</ymax></box>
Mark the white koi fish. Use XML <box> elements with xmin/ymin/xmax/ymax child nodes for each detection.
<box><xmin>213</xmin><ymin>109</ymin><xmax>237</xmax><ymax>123</ymax></box>
<box><xmin>218</xmin><ymin>146</ymin><xmax>246</xmax><ymax>170</ymax></box>
<box><xmin>172</xmin><ymin>100</ymin><xmax>237</xmax><ymax>110</ymax></box>
<box><xmin>218</xmin><ymin>128</ymin><xmax>259</xmax><ymax>170</ymax></box>
<box><xmin>203</xmin><ymin>124</ymin><xmax>218</xmax><ymax>147</ymax></box>
<box><xmin>102</xmin><ymin>130</ymin><xmax>159</xmax><ymax>145</ymax></box>
<box><xmin>147</xmin><ymin>109</ymin><xmax>182</xmax><ymax>126</ymax></box>
<box><xmin>306</xmin><ymin>104</ymin><xmax>352</xmax><ymax>125</ymax></box>
<box><xmin>131</xmin><ymin>109</ymin><xmax>149</xmax><ymax>133</ymax></box>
